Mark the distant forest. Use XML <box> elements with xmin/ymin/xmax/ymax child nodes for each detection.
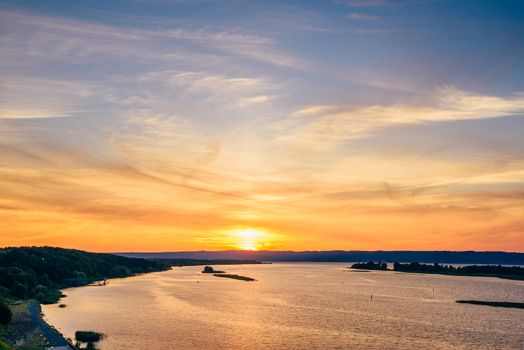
<box><xmin>393</xmin><ymin>262</ymin><xmax>524</xmax><ymax>280</ymax></box>
<box><xmin>120</xmin><ymin>250</ymin><xmax>524</xmax><ymax>265</ymax></box>
<box><xmin>349</xmin><ymin>261</ymin><xmax>524</xmax><ymax>280</ymax></box>
<box><xmin>0</xmin><ymin>247</ymin><xmax>169</xmax><ymax>304</ymax></box>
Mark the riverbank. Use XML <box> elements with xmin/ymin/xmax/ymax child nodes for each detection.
<box><xmin>38</xmin><ymin>263</ymin><xmax>524</xmax><ymax>349</ymax></box>
<box><xmin>27</xmin><ymin>303</ymin><xmax>76</xmax><ymax>349</ymax></box>
<box><xmin>1</xmin><ymin>271</ymin><xmax>170</xmax><ymax>349</ymax></box>
<box><xmin>0</xmin><ymin>301</ymin><xmax>75</xmax><ymax>350</ymax></box>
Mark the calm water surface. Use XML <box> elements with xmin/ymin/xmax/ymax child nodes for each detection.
<box><xmin>43</xmin><ymin>263</ymin><xmax>524</xmax><ymax>349</ymax></box>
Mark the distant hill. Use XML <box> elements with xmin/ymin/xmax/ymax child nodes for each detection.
<box><xmin>0</xmin><ymin>246</ymin><xmax>169</xmax><ymax>303</ymax></box>
<box><xmin>118</xmin><ymin>250</ymin><xmax>524</xmax><ymax>265</ymax></box>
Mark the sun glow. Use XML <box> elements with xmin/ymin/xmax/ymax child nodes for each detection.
<box><xmin>232</xmin><ymin>228</ymin><xmax>266</xmax><ymax>251</ymax></box>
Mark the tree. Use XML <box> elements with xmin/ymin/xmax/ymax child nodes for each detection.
<box><xmin>202</xmin><ymin>266</ymin><xmax>214</xmax><ymax>273</ymax></box>
<box><xmin>0</xmin><ymin>301</ymin><xmax>12</xmax><ymax>325</ymax></box>
<box><xmin>12</xmin><ymin>282</ymin><xmax>28</xmax><ymax>299</ymax></box>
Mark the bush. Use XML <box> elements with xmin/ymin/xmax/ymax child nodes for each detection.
<box><xmin>0</xmin><ymin>302</ymin><xmax>12</xmax><ymax>325</ymax></box>
<box><xmin>202</xmin><ymin>266</ymin><xmax>214</xmax><ymax>273</ymax></box>
<box><xmin>12</xmin><ymin>282</ymin><xmax>27</xmax><ymax>299</ymax></box>
<box><xmin>75</xmin><ymin>331</ymin><xmax>102</xmax><ymax>343</ymax></box>
<box><xmin>0</xmin><ymin>339</ymin><xmax>14</xmax><ymax>350</ymax></box>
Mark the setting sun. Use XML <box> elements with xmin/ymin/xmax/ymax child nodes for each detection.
<box><xmin>231</xmin><ymin>228</ymin><xmax>266</xmax><ymax>251</ymax></box>
<box><xmin>1</xmin><ymin>1</ymin><xmax>524</xmax><ymax>349</ymax></box>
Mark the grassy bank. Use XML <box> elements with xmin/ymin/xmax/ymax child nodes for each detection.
<box><xmin>0</xmin><ymin>247</ymin><xmax>173</xmax><ymax>349</ymax></box>
<box><xmin>0</xmin><ymin>247</ymin><xmax>170</xmax><ymax>306</ymax></box>
<box><xmin>0</xmin><ymin>302</ymin><xmax>48</xmax><ymax>350</ymax></box>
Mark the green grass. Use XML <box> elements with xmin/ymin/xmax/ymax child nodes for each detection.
<box><xmin>0</xmin><ymin>339</ymin><xmax>14</xmax><ymax>350</ymax></box>
<box><xmin>0</xmin><ymin>302</ymin><xmax>47</xmax><ymax>350</ymax></box>
<box><xmin>15</xmin><ymin>336</ymin><xmax>46</xmax><ymax>350</ymax></box>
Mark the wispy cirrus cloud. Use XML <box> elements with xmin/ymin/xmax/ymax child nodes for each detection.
<box><xmin>2</xmin><ymin>1</ymin><xmax>524</xmax><ymax>251</ymax></box>
<box><xmin>0</xmin><ymin>76</ymin><xmax>101</xmax><ymax>119</ymax></box>
<box><xmin>286</xmin><ymin>86</ymin><xmax>524</xmax><ymax>148</ymax></box>
<box><xmin>138</xmin><ymin>70</ymin><xmax>265</xmax><ymax>93</ymax></box>
<box><xmin>352</xmin><ymin>28</ymin><xmax>408</xmax><ymax>34</ymax></box>
<box><xmin>337</xmin><ymin>0</ymin><xmax>388</xmax><ymax>7</ymax></box>
<box><xmin>238</xmin><ymin>95</ymin><xmax>277</xmax><ymax>107</ymax></box>
<box><xmin>347</xmin><ymin>13</ymin><xmax>379</xmax><ymax>21</ymax></box>
<box><xmin>0</xmin><ymin>109</ymin><xmax>71</xmax><ymax>119</ymax></box>
<box><xmin>337</xmin><ymin>0</ymin><xmax>421</xmax><ymax>7</ymax></box>
<box><xmin>134</xmin><ymin>70</ymin><xmax>280</xmax><ymax>111</ymax></box>
<box><xmin>0</xmin><ymin>9</ymin><xmax>300</xmax><ymax>68</ymax></box>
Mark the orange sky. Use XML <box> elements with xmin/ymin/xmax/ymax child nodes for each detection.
<box><xmin>1</xmin><ymin>2</ymin><xmax>524</xmax><ymax>252</ymax></box>
<box><xmin>1</xmin><ymin>134</ymin><xmax>523</xmax><ymax>252</ymax></box>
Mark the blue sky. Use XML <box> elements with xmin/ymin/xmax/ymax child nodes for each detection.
<box><xmin>1</xmin><ymin>0</ymin><xmax>524</xmax><ymax>251</ymax></box>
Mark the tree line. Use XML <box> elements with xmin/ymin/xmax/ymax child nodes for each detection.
<box><xmin>393</xmin><ymin>262</ymin><xmax>524</xmax><ymax>279</ymax></box>
<box><xmin>0</xmin><ymin>246</ymin><xmax>170</xmax><ymax>305</ymax></box>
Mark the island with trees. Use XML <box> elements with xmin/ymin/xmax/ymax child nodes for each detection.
<box><xmin>350</xmin><ymin>261</ymin><xmax>524</xmax><ymax>281</ymax></box>
<box><xmin>392</xmin><ymin>262</ymin><xmax>524</xmax><ymax>280</ymax></box>
<box><xmin>201</xmin><ymin>266</ymin><xmax>255</xmax><ymax>281</ymax></box>
<box><xmin>350</xmin><ymin>262</ymin><xmax>388</xmax><ymax>270</ymax></box>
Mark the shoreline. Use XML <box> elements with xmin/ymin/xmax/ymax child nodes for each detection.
<box><xmin>391</xmin><ymin>269</ymin><xmax>524</xmax><ymax>281</ymax></box>
<box><xmin>36</xmin><ymin>268</ymin><xmax>176</xmax><ymax>348</ymax></box>
<box><xmin>28</xmin><ymin>303</ymin><xmax>78</xmax><ymax>350</ymax></box>
<box><xmin>31</xmin><ymin>262</ymin><xmax>523</xmax><ymax>350</ymax></box>
<box><xmin>349</xmin><ymin>263</ymin><xmax>524</xmax><ymax>281</ymax></box>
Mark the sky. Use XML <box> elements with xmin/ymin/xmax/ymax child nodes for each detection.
<box><xmin>1</xmin><ymin>0</ymin><xmax>524</xmax><ymax>252</ymax></box>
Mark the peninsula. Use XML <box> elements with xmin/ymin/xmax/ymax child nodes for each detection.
<box><xmin>0</xmin><ymin>247</ymin><xmax>261</xmax><ymax>349</ymax></box>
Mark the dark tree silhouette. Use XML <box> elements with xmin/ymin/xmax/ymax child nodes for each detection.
<box><xmin>0</xmin><ymin>301</ymin><xmax>12</xmax><ymax>325</ymax></box>
<box><xmin>351</xmin><ymin>262</ymin><xmax>388</xmax><ymax>270</ymax></box>
<box><xmin>0</xmin><ymin>247</ymin><xmax>170</xmax><ymax>304</ymax></box>
<box><xmin>393</xmin><ymin>262</ymin><xmax>524</xmax><ymax>279</ymax></box>
<box><xmin>202</xmin><ymin>266</ymin><xmax>214</xmax><ymax>273</ymax></box>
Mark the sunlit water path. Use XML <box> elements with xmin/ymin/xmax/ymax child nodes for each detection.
<box><xmin>43</xmin><ymin>263</ymin><xmax>524</xmax><ymax>349</ymax></box>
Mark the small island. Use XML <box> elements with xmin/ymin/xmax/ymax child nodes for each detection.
<box><xmin>213</xmin><ymin>274</ymin><xmax>256</xmax><ymax>282</ymax></box>
<box><xmin>456</xmin><ymin>300</ymin><xmax>524</xmax><ymax>309</ymax></box>
<box><xmin>201</xmin><ymin>266</ymin><xmax>255</xmax><ymax>281</ymax></box>
<box><xmin>393</xmin><ymin>262</ymin><xmax>524</xmax><ymax>280</ymax></box>
<box><xmin>348</xmin><ymin>261</ymin><xmax>524</xmax><ymax>281</ymax></box>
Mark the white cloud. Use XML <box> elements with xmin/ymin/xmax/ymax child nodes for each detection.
<box><xmin>137</xmin><ymin>70</ymin><xmax>278</xmax><ymax>109</ymax></box>
<box><xmin>286</xmin><ymin>87</ymin><xmax>524</xmax><ymax>148</ymax></box>
<box><xmin>238</xmin><ymin>95</ymin><xmax>276</xmax><ymax>107</ymax></box>
<box><xmin>0</xmin><ymin>108</ymin><xmax>71</xmax><ymax>119</ymax></box>
<box><xmin>0</xmin><ymin>10</ymin><xmax>298</xmax><ymax>68</ymax></box>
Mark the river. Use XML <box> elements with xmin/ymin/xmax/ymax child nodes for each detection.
<box><xmin>42</xmin><ymin>263</ymin><xmax>524</xmax><ymax>349</ymax></box>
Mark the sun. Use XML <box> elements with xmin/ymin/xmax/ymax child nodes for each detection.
<box><xmin>231</xmin><ymin>228</ymin><xmax>266</xmax><ymax>251</ymax></box>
